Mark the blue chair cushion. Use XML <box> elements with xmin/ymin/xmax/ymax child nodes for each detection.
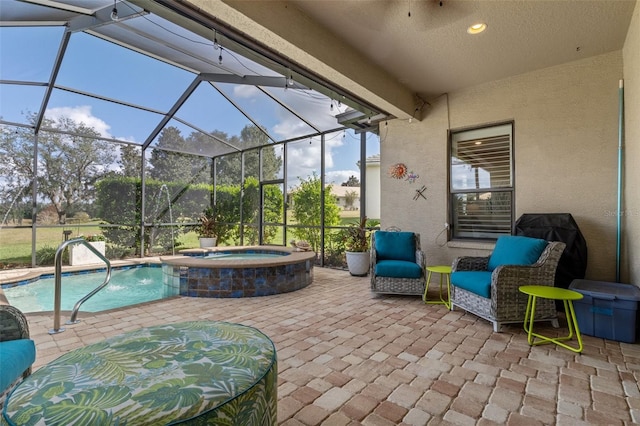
<box><xmin>375</xmin><ymin>260</ymin><xmax>423</xmax><ymax>279</ymax></box>
<box><xmin>487</xmin><ymin>236</ymin><xmax>547</xmax><ymax>272</ymax></box>
<box><xmin>375</xmin><ymin>231</ymin><xmax>416</xmax><ymax>262</ymax></box>
<box><xmin>0</xmin><ymin>339</ymin><xmax>36</xmax><ymax>391</ymax></box>
<box><xmin>451</xmin><ymin>271</ymin><xmax>493</xmax><ymax>298</ymax></box>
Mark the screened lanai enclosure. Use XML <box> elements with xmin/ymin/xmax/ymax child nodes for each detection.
<box><xmin>0</xmin><ymin>0</ymin><xmax>386</xmax><ymax>268</ymax></box>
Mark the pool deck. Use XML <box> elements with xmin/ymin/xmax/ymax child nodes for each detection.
<box><xmin>5</xmin><ymin>267</ymin><xmax>640</xmax><ymax>425</ymax></box>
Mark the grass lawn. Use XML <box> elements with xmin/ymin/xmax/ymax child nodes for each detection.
<box><xmin>0</xmin><ymin>222</ymin><xmax>103</xmax><ymax>267</ymax></box>
<box><xmin>1</xmin><ymin>210</ymin><xmax>372</xmax><ymax>267</ymax></box>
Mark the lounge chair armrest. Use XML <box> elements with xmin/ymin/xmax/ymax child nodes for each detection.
<box><xmin>415</xmin><ymin>250</ymin><xmax>425</xmax><ymax>270</ymax></box>
<box><xmin>0</xmin><ymin>305</ymin><xmax>30</xmax><ymax>342</ymax></box>
<box><xmin>452</xmin><ymin>256</ymin><xmax>489</xmax><ymax>272</ymax></box>
<box><xmin>491</xmin><ymin>242</ymin><xmax>566</xmax><ymax>299</ymax></box>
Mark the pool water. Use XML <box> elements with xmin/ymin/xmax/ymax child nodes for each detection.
<box><xmin>3</xmin><ymin>266</ymin><xmax>167</xmax><ymax>313</ymax></box>
<box><xmin>204</xmin><ymin>253</ymin><xmax>286</xmax><ymax>260</ymax></box>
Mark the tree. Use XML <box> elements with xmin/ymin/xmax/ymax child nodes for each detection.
<box><xmin>341</xmin><ymin>175</ymin><xmax>360</xmax><ymax>187</ymax></box>
<box><xmin>0</xmin><ymin>115</ymin><xmax>116</xmax><ymax>224</ymax></box>
<box><xmin>344</xmin><ymin>190</ymin><xmax>358</xmax><ymax>210</ymax></box>
<box><xmin>290</xmin><ymin>173</ymin><xmax>340</xmax><ymax>251</ymax></box>
<box><xmin>215</xmin><ymin>125</ymin><xmax>282</xmax><ymax>184</ymax></box>
<box><xmin>118</xmin><ymin>144</ymin><xmax>142</xmax><ymax>178</ymax></box>
<box><xmin>0</xmin><ymin>126</ymin><xmax>31</xmax><ymax>225</ymax></box>
<box><xmin>148</xmin><ymin>126</ymin><xmax>209</xmax><ymax>183</ymax></box>
<box><xmin>183</xmin><ymin>131</ymin><xmax>215</xmax><ymax>184</ymax></box>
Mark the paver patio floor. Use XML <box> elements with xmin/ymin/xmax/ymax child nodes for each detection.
<box><xmin>11</xmin><ymin>267</ymin><xmax>640</xmax><ymax>425</ymax></box>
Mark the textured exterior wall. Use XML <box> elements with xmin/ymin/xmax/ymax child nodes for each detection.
<box><xmin>622</xmin><ymin>1</ymin><xmax>640</xmax><ymax>286</ymax></box>
<box><xmin>382</xmin><ymin>51</ymin><xmax>624</xmax><ymax>281</ymax></box>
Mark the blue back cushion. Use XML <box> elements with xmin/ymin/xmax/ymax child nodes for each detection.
<box><xmin>375</xmin><ymin>231</ymin><xmax>415</xmax><ymax>262</ymax></box>
<box><xmin>487</xmin><ymin>235</ymin><xmax>548</xmax><ymax>272</ymax></box>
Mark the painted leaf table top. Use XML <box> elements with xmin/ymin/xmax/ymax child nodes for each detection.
<box><xmin>3</xmin><ymin>321</ymin><xmax>277</xmax><ymax>425</ymax></box>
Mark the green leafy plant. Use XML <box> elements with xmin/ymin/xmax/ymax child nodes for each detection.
<box><xmin>340</xmin><ymin>216</ymin><xmax>370</xmax><ymax>252</ymax></box>
<box><xmin>198</xmin><ymin>207</ymin><xmax>219</xmax><ymax>238</ymax></box>
<box><xmin>290</xmin><ymin>173</ymin><xmax>341</xmax><ymax>252</ymax></box>
<box><xmin>82</xmin><ymin>234</ymin><xmax>105</xmax><ymax>242</ymax></box>
<box><xmin>36</xmin><ymin>245</ymin><xmax>69</xmax><ymax>265</ymax></box>
<box><xmin>198</xmin><ymin>206</ymin><xmax>233</xmax><ymax>241</ymax></box>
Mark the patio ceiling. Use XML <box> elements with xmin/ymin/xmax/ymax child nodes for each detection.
<box><xmin>0</xmin><ymin>0</ymin><xmax>386</xmax><ymax>158</ymax></box>
<box><xmin>221</xmin><ymin>0</ymin><xmax>636</xmax><ymax>120</ymax></box>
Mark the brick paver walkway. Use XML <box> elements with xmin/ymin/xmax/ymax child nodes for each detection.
<box><xmin>16</xmin><ymin>268</ymin><xmax>640</xmax><ymax>425</ymax></box>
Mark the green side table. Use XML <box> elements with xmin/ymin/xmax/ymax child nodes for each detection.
<box><xmin>519</xmin><ymin>285</ymin><xmax>584</xmax><ymax>353</ymax></box>
<box><xmin>423</xmin><ymin>265</ymin><xmax>452</xmax><ymax>309</ymax></box>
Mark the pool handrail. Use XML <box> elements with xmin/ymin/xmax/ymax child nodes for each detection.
<box><xmin>50</xmin><ymin>238</ymin><xmax>112</xmax><ymax>335</ymax></box>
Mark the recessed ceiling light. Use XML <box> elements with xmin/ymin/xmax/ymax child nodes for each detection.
<box><xmin>467</xmin><ymin>23</ymin><xmax>487</xmax><ymax>35</ymax></box>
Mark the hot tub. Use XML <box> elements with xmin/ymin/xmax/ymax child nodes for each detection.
<box><xmin>161</xmin><ymin>246</ymin><xmax>315</xmax><ymax>298</ymax></box>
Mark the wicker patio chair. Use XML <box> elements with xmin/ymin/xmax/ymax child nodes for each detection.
<box><xmin>0</xmin><ymin>305</ymin><xmax>36</xmax><ymax>409</ymax></box>
<box><xmin>370</xmin><ymin>231</ymin><xmax>426</xmax><ymax>295</ymax></box>
<box><xmin>450</xmin><ymin>238</ymin><xmax>566</xmax><ymax>332</ymax></box>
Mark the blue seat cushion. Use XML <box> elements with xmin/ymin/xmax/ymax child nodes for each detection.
<box><xmin>375</xmin><ymin>231</ymin><xmax>416</xmax><ymax>262</ymax></box>
<box><xmin>451</xmin><ymin>271</ymin><xmax>493</xmax><ymax>298</ymax></box>
<box><xmin>375</xmin><ymin>260</ymin><xmax>422</xmax><ymax>279</ymax></box>
<box><xmin>487</xmin><ymin>236</ymin><xmax>547</xmax><ymax>272</ymax></box>
<box><xmin>0</xmin><ymin>339</ymin><xmax>36</xmax><ymax>391</ymax></box>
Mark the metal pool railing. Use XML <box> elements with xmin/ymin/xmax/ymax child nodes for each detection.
<box><xmin>50</xmin><ymin>238</ymin><xmax>111</xmax><ymax>335</ymax></box>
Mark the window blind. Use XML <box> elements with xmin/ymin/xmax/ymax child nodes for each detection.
<box><xmin>450</xmin><ymin>124</ymin><xmax>513</xmax><ymax>240</ymax></box>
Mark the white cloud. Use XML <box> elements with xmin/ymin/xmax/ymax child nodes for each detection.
<box><xmin>284</xmin><ymin>132</ymin><xmax>359</xmax><ymax>189</ymax></box>
<box><xmin>233</xmin><ymin>85</ymin><xmax>260</xmax><ymax>98</ymax></box>
<box><xmin>326</xmin><ymin>169</ymin><xmax>360</xmax><ymax>186</ymax></box>
<box><xmin>45</xmin><ymin>105</ymin><xmax>112</xmax><ymax>138</ymax></box>
<box><xmin>272</xmin><ymin>120</ymin><xmax>312</xmax><ymax>141</ymax></box>
<box><xmin>286</xmin><ymin>139</ymin><xmax>322</xmax><ymax>186</ymax></box>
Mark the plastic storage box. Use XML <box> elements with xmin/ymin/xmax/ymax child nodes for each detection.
<box><xmin>568</xmin><ymin>279</ymin><xmax>640</xmax><ymax>343</ymax></box>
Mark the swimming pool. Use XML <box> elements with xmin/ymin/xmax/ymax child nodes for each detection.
<box><xmin>2</xmin><ymin>265</ymin><xmax>172</xmax><ymax>313</ymax></box>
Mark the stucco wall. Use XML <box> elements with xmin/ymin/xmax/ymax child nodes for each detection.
<box><xmin>622</xmin><ymin>1</ymin><xmax>639</xmax><ymax>285</ymax></box>
<box><xmin>382</xmin><ymin>51</ymin><xmax>625</xmax><ymax>281</ymax></box>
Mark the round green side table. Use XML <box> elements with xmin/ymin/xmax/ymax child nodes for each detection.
<box><xmin>423</xmin><ymin>265</ymin><xmax>452</xmax><ymax>309</ymax></box>
<box><xmin>519</xmin><ymin>285</ymin><xmax>584</xmax><ymax>353</ymax></box>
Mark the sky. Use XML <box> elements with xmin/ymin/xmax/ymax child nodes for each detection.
<box><xmin>0</xmin><ymin>18</ymin><xmax>380</xmax><ymax>190</ymax></box>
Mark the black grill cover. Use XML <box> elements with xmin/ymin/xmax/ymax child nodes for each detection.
<box><xmin>514</xmin><ymin>213</ymin><xmax>588</xmax><ymax>289</ymax></box>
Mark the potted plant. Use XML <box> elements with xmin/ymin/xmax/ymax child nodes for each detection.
<box><xmin>341</xmin><ymin>217</ymin><xmax>370</xmax><ymax>276</ymax></box>
<box><xmin>198</xmin><ymin>207</ymin><xmax>218</xmax><ymax>248</ymax></box>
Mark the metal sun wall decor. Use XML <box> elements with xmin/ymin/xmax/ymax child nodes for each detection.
<box><xmin>388</xmin><ymin>163</ymin><xmax>420</xmax><ymax>184</ymax></box>
<box><xmin>388</xmin><ymin>163</ymin><xmax>408</xmax><ymax>179</ymax></box>
<box><xmin>388</xmin><ymin>162</ymin><xmax>425</xmax><ymax>200</ymax></box>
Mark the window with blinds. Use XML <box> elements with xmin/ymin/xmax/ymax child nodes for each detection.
<box><xmin>449</xmin><ymin>122</ymin><xmax>514</xmax><ymax>240</ymax></box>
